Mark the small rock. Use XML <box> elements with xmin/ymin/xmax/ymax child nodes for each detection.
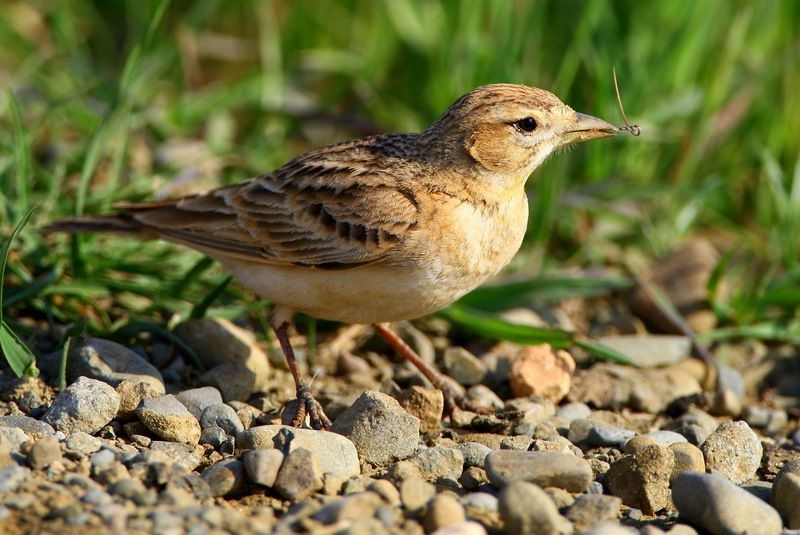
<box><xmin>556</xmin><ymin>402</ymin><xmax>592</xmax><ymax>422</ymax></box>
<box><xmin>174</xmin><ymin>386</ymin><xmax>224</xmax><ymax>420</ymax></box>
<box><xmin>65</xmin><ymin>431</ymin><xmax>103</xmax><ymax>455</ymax></box>
<box><xmin>202</xmin><ymin>458</ymin><xmax>246</xmax><ymax>497</ymax></box>
<box><xmin>425</xmin><ymin>493</ymin><xmax>466</xmax><ymax>532</ymax></box>
<box><xmin>42</xmin><ymin>377</ymin><xmax>120</xmax><ymax>435</ymax></box>
<box><xmin>409</xmin><ymin>446</ymin><xmax>464</xmax><ymax>483</ymax></box>
<box><xmin>431</xmin><ymin>521</ymin><xmax>488</xmax><ymax>535</ymax></box>
<box><xmin>243</xmin><ymin>448</ymin><xmax>284</xmax><ymax>487</ymax></box>
<box><xmin>743</xmin><ymin>407</ymin><xmax>788</xmax><ymax>435</ymax></box>
<box><xmin>701</xmin><ymin>420</ymin><xmax>762</xmax><ymax>484</ymax></box>
<box><xmin>66</xmin><ymin>337</ymin><xmax>165</xmax><ymax>393</ymax></box>
<box><xmin>397</xmin><ymin>386</ymin><xmax>444</xmax><ymax>438</ymax></box>
<box><xmin>669</xmin><ymin>442</ymin><xmax>705</xmax><ymax>481</ymax></box>
<box><xmin>460</xmin><ymin>466</ymin><xmax>489</xmax><ymax>490</ymax></box>
<box><xmin>273</xmin><ymin>447</ymin><xmax>323</xmax><ymax>502</ymax></box>
<box><xmin>569</xmin><ymin>418</ymin><xmax>635</xmax><ymax>447</ymax></box>
<box><xmin>708</xmin><ymin>365</ymin><xmax>745</xmax><ymax>417</ymax></box>
<box><xmin>367</xmin><ymin>478</ymin><xmax>401</xmax><ymax>506</ymax></box>
<box><xmin>237</xmin><ymin>425</ymin><xmax>360</xmax><ymax>480</ymax></box>
<box><xmin>0</xmin><ymin>464</ymin><xmax>29</xmax><ymax>492</ymax></box>
<box><xmin>174</xmin><ymin>318</ymin><xmax>270</xmax><ymax>400</ymax></box>
<box><xmin>0</xmin><ymin>427</ymin><xmax>29</xmax><ymax>453</ymax></box>
<box><xmin>485</xmin><ymin>450</ymin><xmax>593</xmax><ymax>492</ymax></box>
<box><xmin>148</xmin><ymin>441</ymin><xmax>201</xmax><ymax>471</ymax></box>
<box><xmin>605</xmin><ymin>443</ymin><xmax>674</xmax><ymax>515</ymax></box>
<box><xmin>499</xmin><ymin>480</ymin><xmax>568</xmax><ymax>535</ymax></box>
<box><xmin>565</xmin><ymin>494</ymin><xmax>622</xmax><ymax>532</ymax></box>
<box><xmin>639</xmin><ymin>430</ymin><xmax>688</xmax><ymax>448</ymax></box>
<box><xmin>314</xmin><ymin>491</ymin><xmax>383</xmax><ymax>524</ymax></box>
<box><xmin>442</xmin><ymin>347</ymin><xmax>487</xmax><ymax>386</ymax></box>
<box><xmin>27</xmin><ymin>435</ymin><xmax>62</xmax><ymax>470</ymax></box>
<box><xmin>672</xmin><ymin>472</ymin><xmax>782</xmax><ymax>535</ymax></box>
<box><xmin>200</xmin><ymin>403</ymin><xmax>244</xmax><ymax>435</ymax></box>
<box><xmin>115</xmin><ymin>380</ymin><xmax>161</xmax><ymax>421</ymax></box>
<box><xmin>772</xmin><ymin>461</ymin><xmax>800</xmax><ymax>528</ymax></box>
<box><xmin>137</xmin><ymin>395</ymin><xmax>201</xmax><ymax>445</ymax></box>
<box><xmin>0</xmin><ymin>415</ymin><xmax>56</xmax><ymax>437</ymax></box>
<box><xmin>510</xmin><ymin>344</ymin><xmax>575</xmax><ymax>402</ymax></box>
<box><xmin>463</xmin><ymin>384</ymin><xmax>504</xmax><ymax>412</ymax></box>
<box><xmin>400</xmin><ymin>476</ymin><xmax>436</xmax><ymax>513</ymax></box>
<box><xmin>331</xmin><ymin>390</ymin><xmax>419</xmax><ymax>466</ymax></box>
<box><xmin>596</xmin><ymin>335</ymin><xmax>691</xmax><ymax>367</ymax></box>
<box><xmin>459</xmin><ymin>442</ymin><xmax>492</xmax><ymax>469</ymax></box>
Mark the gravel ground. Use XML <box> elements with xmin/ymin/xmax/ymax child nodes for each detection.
<box><xmin>2</xmin><ymin>285</ymin><xmax>799</xmax><ymax>534</ymax></box>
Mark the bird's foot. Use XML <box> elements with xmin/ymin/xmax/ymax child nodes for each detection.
<box><xmin>288</xmin><ymin>385</ymin><xmax>332</xmax><ymax>430</ymax></box>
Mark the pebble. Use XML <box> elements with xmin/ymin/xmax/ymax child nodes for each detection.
<box><xmin>174</xmin><ymin>317</ymin><xmax>270</xmax><ymax>400</ymax></box>
<box><xmin>565</xmin><ymin>494</ymin><xmax>622</xmax><ymax>532</ymax></box>
<box><xmin>498</xmin><ymin>480</ymin><xmax>568</xmax><ymax>535</ymax></box>
<box><xmin>442</xmin><ymin>347</ymin><xmax>487</xmax><ymax>386</ymax></box>
<box><xmin>743</xmin><ymin>406</ymin><xmax>788</xmax><ymax>435</ymax></box>
<box><xmin>199</xmin><ymin>403</ymin><xmax>244</xmax><ymax>435</ymax></box>
<box><xmin>672</xmin><ymin>472</ymin><xmax>782</xmax><ymax>535</ymax></box>
<box><xmin>27</xmin><ymin>435</ymin><xmax>62</xmax><ymax>470</ymax></box>
<box><xmin>431</xmin><ymin>521</ymin><xmax>488</xmax><ymax>535</ymax></box>
<box><xmin>485</xmin><ymin>450</ymin><xmax>593</xmax><ymax>492</ymax></box>
<box><xmin>115</xmin><ymin>380</ymin><xmax>162</xmax><ymax>421</ymax></box>
<box><xmin>0</xmin><ymin>415</ymin><xmax>56</xmax><ymax>437</ymax></box>
<box><xmin>42</xmin><ymin>377</ymin><xmax>121</xmax><ymax>435</ymax></box>
<box><xmin>237</xmin><ymin>425</ymin><xmax>360</xmax><ymax>480</ymax></box>
<box><xmin>459</xmin><ymin>442</ymin><xmax>492</xmax><ymax>468</ymax></box>
<box><xmin>700</xmin><ymin>420</ymin><xmax>762</xmax><ymax>484</ymax></box>
<box><xmin>65</xmin><ymin>431</ymin><xmax>103</xmax><ymax>455</ymax></box>
<box><xmin>568</xmin><ymin>418</ymin><xmax>635</xmax><ymax>447</ymax></box>
<box><xmin>605</xmin><ymin>443</ymin><xmax>674</xmax><ymax>515</ymax></box>
<box><xmin>202</xmin><ymin>458</ymin><xmax>246</xmax><ymax>497</ymax></box>
<box><xmin>136</xmin><ymin>394</ymin><xmax>202</xmax><ymax>445</ymax></box>
<box><xmin>397</xmin><ymin>386</ymin><xmax>444</xmax><ymax>438</ymax></box>
<box><xmin>669</xmin><ymin>442</ymin><xmax>705</xmax><ymax>481</ymax></box>
<box><xmin>460</xmin><ymin>466</ymin><xmax>489</xmax><ymax>490</ymax></box>
<box><xmin>400</xmin><ymin>476</ymin><xmax>436</xmax><ymax>513</ymax></box>
<box><xmin>410</xmin><ymin>446</ymin><xmax>464</xmax><ymax>483</ymax></box>
<box><xmin>273</xmin><ymin>447</ymin><xmax>323</xmax><ymax>502</ymax></box>
<box><xmin>772</xmin><ymin>461</ymin><xmax>800</xmax><ymax>528</ymax></box>
<box><xmin>509</xmin><ymin>344</ymin><xmax>575</xmax><ymax>402</ymax></box>
<box><xmin>596</xmin><ymin>335</ymin><xmax>691</xmax><ymax>367</ymax></box>
<box><xmin>199</xmin><ymin>426</ymin><xmax>227</xmax><ymax>449</ymax></box>
<box><xmin>463</xmin><ymin>384</ymin><xmax>504</xmax><ymax>412</ymax></box>
<box><xmin>65</xmin><ymin>337</ymin><xmax>165</xmax><ymax>394</ymax></box>
<box><xmin>639</xmin><ymin>430</ymin><xmax>688</xmax><ymax>448</ymax></box>
<box><xmin>148</xmin><ymin>441</ymin><xmax>201</xmax><ymax>471</ymax></box>
<box><xmin>0</xmin><ymin>464</ymin><xmax>30</xmax><ymax>492</ymax></box>
<box><xmin>367</xmin><ymin>478</ymin><xmax>401</xmax><ymax>506</ymax></box>
<box><xmin>330</xmin><ymin>390</ymin><xmax>420</xmax><ymax>466</ymax></box>
<box><xmin>425</xmin><ymin>493</ymin><xmax>466</xmax><ymax>532</ymax></box>
<box><xmin>314</xmin><ymin>491</ymin><xmax>383</xmax><ymax>524</ymax></box>
<box><xmin>242</xmin><ymin>448</ymin><xmax>284</xmax><ymax>487</ymax></box>
<box><xmin>709</xmin><ymin>365</ymin><xmax>745</xmax><ymax>417</ymax></box>
<box><xmin>0</xmin><ymin>427</ymin><xmax>30</xmax><ymax>452</ymax></box>
<box><xmin>174</xmin><ymin>386</ymin><xmax>225</xmax><ymax>420</ymax></box>
<box><xmin>556</xmin><ymin>402</ymin><xmax>592</xmax><ymax>422</ymax></box>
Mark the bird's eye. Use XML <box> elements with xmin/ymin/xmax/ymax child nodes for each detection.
<box><xmin>514</xmin><ymin>117</ymin><xmax>538</xmax><ymax>132</ymax></box>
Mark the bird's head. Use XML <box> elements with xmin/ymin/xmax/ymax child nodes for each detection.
<box><xmin>425</xmin><ymin>84</ymin><xmax>617</xmax><ymax>182</ymax></box>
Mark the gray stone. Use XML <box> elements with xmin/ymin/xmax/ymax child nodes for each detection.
<box><xmin>424</xmin><ymin>493</ymin><xmax>466</xmax><ymax>532</ymax></box>
<box><xmin>42</xmin><ymin>377</ymin><xmax>120</xmax><ymax>435</ymax></box>
<box><xmin>314</xmin><ymin>491</ymin><xmax>383</xmax><ymax>524</ymax></box>
<box><xmin>0</xmin><ymin>464</ymin><xmax>29</xmax><ymax>492</ymax></box>
<box><xmin>596</xmin><ymin>335</ymin><xmax>691</xmax><ymax>367</ymax></box>
<box><xmin>399</xmin><ymin>476</ymin><xmax>436</xmax><ymax>513</ymax></box>
<box><xmin>442</xmin><ymin>347</ymin><xmax>487</xmax><ymax>386</ymax></box>
<box><xmin>237</xmin><ymin>425</ymin><xmax>360</xmax><ymax>480</ymax></box>
<box><xmin>174</xmin><ymin>317</ymin><xmax>270</xmax><ymax>400</ymax></box>
<box><xmin>273</xmin><ymin>448</ymin><xmax>323</xmax><ymax>502</ymax></box>
<box><xmin>243</xmin><ymin>448</ymin><xmax>283</xmax><ymax>487</ymax></box>
<box><xmin>409</xmin><ymin>446</ymin><xmax>464</xmax><ymax>484</ymax></box>
<box><xmin>565</xmin><ymin>494</ymin><xmax>622</xmax><ymax>532</ymax></box>
<box><xmin>485</xmin><ymin>450</ymin><xmax>593</xmax><ymax>492</ymax></box>
<box><xmin>66</xmin><ymin>337</ymin><xmax>165</xmax><ymax>393</ymax></box>
<box><xmin>199</xmin><ymin>426</ymin><xmax>227</xmax><ymax>449</ymax></box>
<box><xmin>331</xmin><ymin>390</ymin><xmax>419</xmax><ymax>466</ymax></box>
<box><xmin>672</xmin><ymin>472</ymin><xmax>781</xmax><ymax>535</ymax></box>
<box><xmin>0</xmin><ymin>427</ymin><xmax>30</xmax><ymax>452</ymax></box>
<box><xmin>65</xmin><ymin>431</ymin><xmax>103</xmax><ymax>455</ymax></box>
<box><xmin>137</xmin><ymin>394</ymin><xmax>201</xmax><ymax>445</ymax></box>
<box><xmin>200</xmin><ymin>403</ymin><xmax>244</xmax><ymax>435</ymax></box>
<box><xmin>202</xmin><ymin>458</ymin><xmax>246</xmax><ymax>497</ymax></box>
<box><xmin>556</xmin><ymin>402</ymin><xmax>592</xmax><ymax>422</ymax></box>
<box><xmin>174</xmin><ymin>386</ymin><xmax>224</xmax><ymax>420</ymax></box>
<box><xmin>499</xmin><ymin>480</ymin><xmax>568</xmax><ymax>535</ymax></box>
<box><xmin>701</xmin><ymin>420</ymin><xmax>762</xmax><ymax>484</ymax></box>
<box><xmin>148</xmin><ymin>441</ymin><xmax>201</xmax><ymax>471</ymax></box>
<box><xmin>27</xmin><ymin>435</ymin><xmax>62</xmax><ymax>470</ymax></box>
<box><xmin>0</xmin><ymin>415</ymin><xmax>56</xmax><ymax>437</ymax></box>
<box><xmin>569</xmin><ymin>418</ymin><xmax>635</xmax><ymax>447</ymax></box>
<box><xmin>638</xmin><ymin>430</ymin><xmax>688</xmax><ymax>448</ymax></box>
<box><xmin>459</xmin><ymin>442</ymin><xmax>492</xmax><ymax>468</ymax></box>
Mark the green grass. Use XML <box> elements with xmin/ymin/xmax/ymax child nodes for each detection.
<box><xmin>1</xmin><ymin>0</ymin><xmax>798</xmax><ymax>367</ymax></box>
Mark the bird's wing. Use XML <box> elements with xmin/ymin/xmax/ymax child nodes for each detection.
<box><xmin>122</xmin><ymin>142</ymin><xmax>421</xmax><ymax>269</ymax></box>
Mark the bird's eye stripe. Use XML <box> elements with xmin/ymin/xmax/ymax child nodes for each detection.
<box><xmin>513</xmin><ymin>117</ymin><xmax>538</xmax><ymax>132</ymax></box>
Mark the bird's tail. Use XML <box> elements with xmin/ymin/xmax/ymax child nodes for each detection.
<box><xmin>42</xmin><ymin>213</ymin><xmax>156</xmax><ymax>238</ymax></box>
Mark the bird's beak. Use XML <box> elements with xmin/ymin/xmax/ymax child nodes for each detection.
<box><xmin>558</xmin><ymin>112</ymin><xmax>618</xmax><ymax>147</ymax></box>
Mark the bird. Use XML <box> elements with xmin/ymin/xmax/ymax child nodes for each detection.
<box><xmin>46</xmin><ymin>84</ymin><xmax>619</xmax><ymax>430</ymax></box>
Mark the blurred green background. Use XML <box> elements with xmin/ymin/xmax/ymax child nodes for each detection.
<box><xmin>1</xmin><ymin>0</ymin><xmax>798</xmax><ymax>349</ymax></box>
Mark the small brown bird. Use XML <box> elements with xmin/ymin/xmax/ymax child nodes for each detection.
<box><xmin>47</xmin><ymin>84</ymin><xmax>618</xmax><ymax>429</ymax></box>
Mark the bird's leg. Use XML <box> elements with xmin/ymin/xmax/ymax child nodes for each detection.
<box><xmin>373</xmin><ymin>322</ymin><xmax>488</xmax><ymax>415</ymax></box>
<box><xmin>274</xmin><ymin>321</ymin><xmax>332</xmax><ymax>430</ymax></box>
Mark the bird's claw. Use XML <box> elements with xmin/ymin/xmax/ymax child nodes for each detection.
<box><xmin>290</xmin><ymin>385</ymin><xmax>332</xmax><ymax>430</ymax></box>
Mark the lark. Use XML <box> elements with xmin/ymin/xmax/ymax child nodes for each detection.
<box><xmin>47</xmin><ymin>84</ymin><xmax>619</xmax><ymax>429</ymax></box>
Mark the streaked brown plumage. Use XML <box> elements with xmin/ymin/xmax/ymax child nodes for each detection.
<box><xmin>47</xmin><ymin>84</ymin><xmax>618</xmax><ymax>429</ymax></box>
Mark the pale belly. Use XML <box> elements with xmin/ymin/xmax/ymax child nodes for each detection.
<box><xmin>215</xmin><ymin>191</ymin><xmax>529</xmax><ymax>324</ymax></box>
